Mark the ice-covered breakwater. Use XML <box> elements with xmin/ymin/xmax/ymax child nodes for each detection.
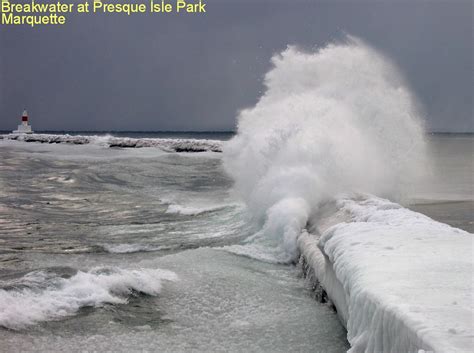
<box><xmin>0</xmin><ymin>133</ymin><xmax>223</xmax><ymax>152</ymax></box>
<box><xmin>1</xmin><ymin>133</ymin><xmax>90</xmax><ymax>145</ymax></box>
<box><xmin>221</xmin><ymin>36</ymin><xmax>471</xmax><ymax>352</ymax></box>
<box><xmin>299</xmin><ymin>195</ymin><xmax>473</xmax><ymax>353</ymax></box>
<box><xmin>106</xmin><ymin>136</ymin><xmax>222</xmax><ymax>152</ymax></box>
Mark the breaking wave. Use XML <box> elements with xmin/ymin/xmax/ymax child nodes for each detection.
<box><xmin>223</xmin><ymin>36</ymin><xmax>428</xmax><ymax>263</ymax></box>
<box><xmin>0</xmin><ymin>267</ymin><xmax>177</xmax><ymax>330</ymax></box>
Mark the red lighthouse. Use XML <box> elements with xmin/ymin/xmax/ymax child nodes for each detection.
<box><xmin>12</xmin><ymin>109</ymin><xmax>33</xmax><ymax>134</ymax></box>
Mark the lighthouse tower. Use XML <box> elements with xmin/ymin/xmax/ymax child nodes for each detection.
<box><xmin>12</xmin><ymin>109</ymin><xmax>33</xmax><ymax>134</ymax></box>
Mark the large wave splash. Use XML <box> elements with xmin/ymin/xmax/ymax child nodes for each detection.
<box><xmin>223</xmin><ymin>36</ymin><xmax>427</xmax><ymax>263</ymax></box>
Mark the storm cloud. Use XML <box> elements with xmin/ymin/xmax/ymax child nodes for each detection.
<box><xmin>0</xmin><ymin>0</ymin><xmax>472</xmax><ymax>132</ymax></box>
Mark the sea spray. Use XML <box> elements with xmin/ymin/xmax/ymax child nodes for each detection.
<box><xmin>223</xmin><ymin>36</ymin><xmax>427</xmax><ymax>263</ymax></box>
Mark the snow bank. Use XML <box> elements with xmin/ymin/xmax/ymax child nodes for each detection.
<box><xmin>299</xmin><ymin>196</ymin><xmax>473</xmax><ymax>353</ymax></box>
<box><xmin>0</xmin><ymin>133</ymin><xmax>223</xmax><ymax>152</ymax></box>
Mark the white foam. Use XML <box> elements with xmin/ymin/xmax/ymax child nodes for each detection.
<box><xmin>165</xmin><ymin>203</ymin><xmax>230</xmax><ymax>216</ymax></box>
<box><xmin>46</xmin><ymin>176</ymin><xmax>76</xmax><ymax>184</ymax></box>
<box><xmin>102</xmin><ymin>244</ymin><xmax>169</xmax><ymax>254</ymax></box>
<box><xmin>223</xmin><ymin>198</ymin><xmax>310</xmax><ymax>263</ymax></box>
<box><xmin>0</xmin><ymin>267</ymin><xmax>177</xmax><ymax>330</ymax></box>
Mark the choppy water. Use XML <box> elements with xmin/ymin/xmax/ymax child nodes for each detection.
<box><xmin>0</xmin><ymin>137</ymin><xmax>349</xmax><ymax>352</ymax></box>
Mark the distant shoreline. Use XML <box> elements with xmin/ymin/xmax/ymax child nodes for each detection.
<box><xmin>0</xmin><ymin>130</ymin><xmax>236</xmax><ymax>134</ymax></box>
<box><xmin>0</xmin><ymin>130</ymin><xmax>472</xmax><ymax>135</ymax></box>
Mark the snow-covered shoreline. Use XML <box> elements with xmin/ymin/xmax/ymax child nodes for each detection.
<box><xmin>0</xmin><ymin>133</ymin><xmax>223</xmax><ymax>152</ymax></box>
<box><xmin>299</xmin><ymin>196</ymin><xmax>473</xmax><ymax>353</ymax></box>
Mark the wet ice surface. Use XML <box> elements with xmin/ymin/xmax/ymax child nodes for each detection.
<box><xmin>0</xmin><ymin>140</ymin><xmax>349</xmax><ymax>352</ymax></box>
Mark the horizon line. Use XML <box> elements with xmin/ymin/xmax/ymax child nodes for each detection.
<box><xmin>0</xmin><ymin>129</ymin><xmax>236</xmax><ymax>133</ymax></box>
<box><xmin>0</xmin><ymin>130</ymin><xmax>473</xmax><ymax>134</ymax></box>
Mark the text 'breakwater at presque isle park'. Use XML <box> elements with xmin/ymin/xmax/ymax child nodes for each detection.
<box><xmin>1</xmin><ymin>0</ymin><xmax>207</xmax><ymax>27</ymax></box>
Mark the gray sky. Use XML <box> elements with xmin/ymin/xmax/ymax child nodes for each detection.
<box><xmin>0</xmin><ymin>0</ymin><xmax>472</xmax><ymax>132</ymax></box>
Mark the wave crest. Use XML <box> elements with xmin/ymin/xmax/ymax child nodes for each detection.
<box><xmin>0</xmin><ymin>267</ymin><xmax>177</xmax><ymax>329</ymax></box>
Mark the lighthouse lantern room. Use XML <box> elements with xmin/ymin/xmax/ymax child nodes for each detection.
<box><xmin>12</xmin><ymin>109</ymin><xmax>33</xmax><ymax>134</ymax></box>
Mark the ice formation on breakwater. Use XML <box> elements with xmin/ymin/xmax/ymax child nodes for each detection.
<box><xmin>0</xmin><ymin>133</ymin><xmax>223</xmax><ymax>152</ymax></box>
<box><xmin>298</xmin><ymin>195</ymin><xmax>473</xmax><ymax>353</ymax></box>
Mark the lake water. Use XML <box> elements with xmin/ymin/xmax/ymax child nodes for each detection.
<box><xmin>0</xmin><ymin>133</ymin><xmax>471</xmax><ymax>352</ymax></box>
